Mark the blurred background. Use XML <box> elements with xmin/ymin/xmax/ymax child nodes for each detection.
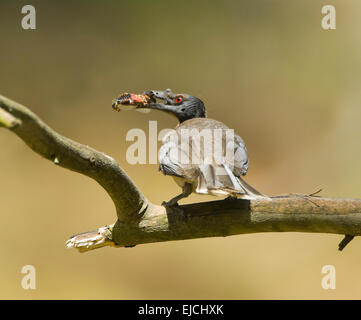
<box><xmin>0</xmin><ymin>0</ymin><xmax>361</xmax><ymax>299</ymax></box>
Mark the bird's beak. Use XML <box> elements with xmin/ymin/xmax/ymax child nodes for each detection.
<box><xmin>132</xmin><ymin>89</ymin><xmax>175</xmax><ymax>113</ymax></box>
<box><xmin>112</xmin><ymin>89</ymin><xmax>175</xmax><ymax>113</ymax></box>
<box><xmin>142</xmin><ymin>89</ymin><xmax>174</xmax><ymax>106</ymax></box>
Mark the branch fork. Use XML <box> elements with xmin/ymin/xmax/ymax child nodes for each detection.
<box><xmin>1</xmin><ymin>94</ymin><xmax>359</xmax><ymax>252</ymax></box>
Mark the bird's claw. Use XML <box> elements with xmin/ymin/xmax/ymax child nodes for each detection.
<box><xmin>225</xmin><ymin>196</ymin><xmax>238</xmax><ymax>202</ymax></box>
<box><xmin>162</xmin><ymin>200</ymin><xmax>179</xmax><ymax>208</ymax></box>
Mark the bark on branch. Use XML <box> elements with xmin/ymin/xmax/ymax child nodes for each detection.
<box><xmin>1</xmin><ymin>94</ymin><xmax>359</xmax><ymax>253</ymax></box>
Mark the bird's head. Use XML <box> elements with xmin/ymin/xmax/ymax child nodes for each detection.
<box><xmin>139</xmin><ymin>89</ymin><xmax>206</xmax><ymax>123</ymax></box>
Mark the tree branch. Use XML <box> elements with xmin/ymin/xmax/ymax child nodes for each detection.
<box><xmin>1</xmin><ymin>94</ymin><xmax>360</xmax><ymax>253</ymax></box>
<box><xmin>0</xmin><ymin>94</ymin><xmax>147</xmax><ymax>223</ymax></box>
<box><xmin>0</xmin><ymin>108</ymin><xmax>22</xmax><ymax>128</ymax></box>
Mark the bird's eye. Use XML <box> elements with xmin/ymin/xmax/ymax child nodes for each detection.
<box><xmin>175</xmin><ymin>96</ymin><xmax>183</xmax><ymax>104</ymax></box>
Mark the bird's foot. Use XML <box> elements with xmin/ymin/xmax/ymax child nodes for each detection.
<box><xmin>162</xmin><ymin>200</ymin><xmax>179</xmax><ymax>208</ymax></box>
<box><xmin>162</xmin><ymin>200</ymin><xmax>188</xmax><ymax>222</ymax></box>
<box><xmin>225</xmin><ymin>195</ymin><xmax>238</xmax><ymax>202</ymax></box>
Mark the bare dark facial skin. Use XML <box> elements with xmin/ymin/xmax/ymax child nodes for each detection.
<box><xmin>143</xmin><ymin>89</ymin><xmax>192</xmax><ymax>109</ymax></box>
<box><xmin>112</xmin><ymin>89</ymin><xmax>206</xmax><ymax>123</ymax></box>
<box><xmin>143</xmin><ymin>89</ymin><xmax>177</xmax><ymax>105</ymax></box>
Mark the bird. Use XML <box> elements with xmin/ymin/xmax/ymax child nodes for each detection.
<box><xmin>113</xmin><ymin>89</ymin><xmax>266</xmax><ymax>207</ymax></box>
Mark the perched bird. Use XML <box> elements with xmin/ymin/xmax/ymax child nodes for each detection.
<box><xmin>113</xmin><ymin>89</ymin><xmax>266</xmax><ymax>206</ymax></box>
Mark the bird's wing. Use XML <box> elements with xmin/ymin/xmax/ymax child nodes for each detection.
<box><xmin>158</xmin><ymin>120</ymin><xmax>264</xmax><ymax>199</ymax></box>
<box><xmin>158</xmin><ymin>131</ymin><xmax>198</xmax><ymax>180</ymax></box>
<box><xmin>192</xmin><ymin>129</ymin><xmax>261</xmax><ymax>199</ymax></box>
<box><xmin>230</xmin><ymin>134</ymin><xmax>249</xmax><ymax>177</ymax></box>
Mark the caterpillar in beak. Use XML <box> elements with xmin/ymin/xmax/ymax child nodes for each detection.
<box><xmin>112</xmin><ymin>92</ymin><xmax>155</xmax><ymax>112</ymax></box>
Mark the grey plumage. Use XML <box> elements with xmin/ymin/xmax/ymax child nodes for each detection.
<box><xmin>158</xmin><ymin>118</ymin><xmax>263</xmax><ymax>201</ymax></box>
<box><xmin>117</xmin><ymin>88</ymin><xmax>266</xmax><ymax>206</ymax></box>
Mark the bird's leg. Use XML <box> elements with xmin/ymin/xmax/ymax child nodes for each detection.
<box><xmin>162</xmin><ymin>183</ymin><xmax>193</xmax><ymax>207</ymax></box>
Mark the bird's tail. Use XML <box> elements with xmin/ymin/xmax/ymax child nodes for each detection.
<box><xmin>197</xmin><ymin>163</ymin><xmax>268</xmax><ymax>200</ymax></box>
<box><xmin>234</xmin><ymin>175</ymin><xmax>265</xmax><ymax>199</ymax></box>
